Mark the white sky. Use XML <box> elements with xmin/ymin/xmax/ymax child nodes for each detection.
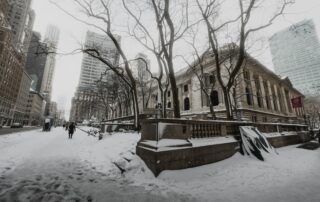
<box><xmin>30</xmin><ymin>0</ymin><xmax>320</xmax><ymax>120</ymax></box>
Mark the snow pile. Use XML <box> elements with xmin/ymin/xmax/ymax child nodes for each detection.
<box><xmin>263</xmin><ymin>131</ymin><xmax>298</xmax><ymax>138</ymax></box>
<box><xmin>240</xmin><ymin>126</ymin><xmax>277</xmax><ymax>161</ymax></box>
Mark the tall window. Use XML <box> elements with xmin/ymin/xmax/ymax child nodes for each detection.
<box><xmin>210</xmin><ymin>90</ymin><xmax>219</xmax><ymax>106</ymax></box>
<box><xmin>244</xmin><ymin>70</ymin><xmax>253</xmax><ymax>106</ymax></box>
<box><xmin>263</xmin><ymin>81</ymin><xmax>271</xmax><ymax>110</ymax></box>
<box><xmin>246</xmin><ymin>87</ymin><xmax>253</xmax><ymax>106</ymax></box>
<box><xmin>209</xmin><ymin>74</ymin><xmax>215</xmax><ymax>84</ymax></box>
<box><xmin>278</xmin><ymin>88</ymin><xmax>285</xmax><ymax>113</ymax></box>
<box><xmin>184</xmin><ymin>84</ymin><xmax>189</xmax><ymax>92</ymax></box>
<box><xmin>254</xmin><ymin>75</ymin><xmax>263</xmax><ymax>108</ymax></box>
<box><xmin>204</xmin><ymin>73</ymin><xmax>215</xmax><ymax>87</ymax></box>
<box><xmin>184</xmin><ymin>97</ymin><xmax>190</xmax><ymax>110</ymax></box>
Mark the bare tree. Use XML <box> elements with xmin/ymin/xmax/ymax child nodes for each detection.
<box><xmin>179</xmin><ymin>39</ymin><xmax>218</xmax><ymax>119</ymax></box>
<box><xmin>196</xmin><ymin>0</ymin><xmax>294</xmax><ymax>119</ymax></box>
<box><xmin>122</xmin><ymin>0</ymin><xmax>197</xmax><ymax>118</ymax></box>
<box><xmin>57</xmin><ymin>0</ymin><xmax>141</xmax><ymax>129</ymax></box>
<box><xmin>304</xmin><ymin>96</ymin><xmax>320</xmax><ymax>129</ymax></box>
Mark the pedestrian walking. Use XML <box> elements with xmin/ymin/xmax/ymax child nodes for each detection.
<box><xmin>318</xmin><ymin>129</ymin><xmax>320</xmax><ymax>144</ymax></box>
<box><xmin>68</xmin><ymin>122</ymin><xmax>76</xmax><ymax>139</ymax></box>
<box><xmin>65</xmin><ymin>122</ymin><xmax>68</xmax><ymax>131</ymax></box>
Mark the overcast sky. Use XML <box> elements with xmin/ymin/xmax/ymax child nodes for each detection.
<box><xmin>31</xmin><ymin>0</ymin><xmax>320</xmax><ymax>120</ymax></box>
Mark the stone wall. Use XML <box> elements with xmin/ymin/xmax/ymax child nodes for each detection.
<box><xmin>268</xmin><ymin>132</ymin><xmax>311</xmax><ymax>148</ymax></box>
<box><xmin>137</xmin><ymin>119</ymin><xmax>310</xmax><ymax>176</ymax></box>
<box><xmin>137</xmin><ymin>141</ymin><xmax>239</xmax><ymax>176</ymax></box>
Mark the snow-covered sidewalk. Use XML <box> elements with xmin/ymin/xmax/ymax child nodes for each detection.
<box><xmin>0</xmin><ymin>127</ymin><xmax>320</xmax><ymax>202</ymax></box>
<box><xmin>0</xmin><ymin>127</ymin><xmax>193</xmax><ymax>202</ymax></box>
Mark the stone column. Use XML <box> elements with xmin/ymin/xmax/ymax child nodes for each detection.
<box><xmin>281</xmin><ymin>87</ymin><xmax>289</xmax><ymax>114</ymax></box>
<box><xmin>273</xmin><ymin>84</ymin><xmax>281</xmax><ymax>112</ymax></box>
<box><xmin>267</xmin><ymin>81</ymin><xmax>274</xmax><ymax>111</ymax></box>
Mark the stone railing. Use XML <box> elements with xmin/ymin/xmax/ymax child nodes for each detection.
<box><xmin>141</xmin><ymin>118</ymin><xmax>308</xmax><ymax>141</ymax></box>
<box><xmin>105</xmin><ymin>109</ymin><xmax>175</xmax><ymax>123</ymax></box>
<box><xmin>100</xmin><ymin>122</ymin><xmax>135</xmax><ymax>133</ymax></box>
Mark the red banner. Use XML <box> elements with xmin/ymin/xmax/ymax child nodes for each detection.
<box><xmin>291</xmin><ymin>96</ymin><xmax>302</xmax><ymax>108</ymax></box>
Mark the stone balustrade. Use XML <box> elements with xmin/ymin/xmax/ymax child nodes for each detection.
<box><xmin>141</xmin><ymin>118</ymin><xmax>308</xmax><ymax>141</ymax></box>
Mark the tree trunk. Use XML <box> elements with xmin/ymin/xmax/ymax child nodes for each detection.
<box><xmin>163</xmin><ymin>89</ymin><xmax>167</xmax><ymax>118</ymax></box>
<box><xmin>208</xmin><ymin>101</ymin><xmax>216</xmax><ymax>120</ymax></box>
<box><xmin>169</xmin><ymin>73</ymin><xmax>180</xmax><ymax>118</ymax></box>
<box><xmin>223</xmin><ymin>87</ymin><xmax>232</xmax><ymax>120</ymax></box>
<box><xmin>131</xmin><ymin>88</ymin><xmax>140</xmax><ymax>130</ymax></box>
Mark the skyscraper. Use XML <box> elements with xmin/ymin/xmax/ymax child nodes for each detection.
<box><xmin>25</xmin><ymin>32</ymin><xmax>48</xmax><ymax>92</ymax></box>
<box><xmin>21</xmin><ymin>9</ymin><xmax>35</xmax><ymax>53</ymax></box>
<box><xmin>269</xmin><ymin>19</ymin><xmax>320</xmax><ymax>96</ymax></box>
<box><xmin>78</xmin><ymin>31</ymin><xmax>120</xmax><ymax>89</ymax></box>
<box><xmin>6</xmin><ymin>0</ymin><xmax>33</xmax><ymax>52</ymax></box>
<box><xmin>70</xmin><ymin>31</ymin><xmax>120</xmax><ymax>122</ymax></box>
<box><xmin>40</xmin><ymin>25</ymin><xmax>60</xmax><ymax>116</ymax></box>
<box><xmin>41</xmin><ymin>25</ymin><xmax>59</xmax><ymax>99</ymax></box>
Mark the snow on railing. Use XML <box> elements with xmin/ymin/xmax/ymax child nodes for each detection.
<box><xmin>141</xmin><ymin>118</ymin><xmax>308</xmax><ymax>141</ymax></box>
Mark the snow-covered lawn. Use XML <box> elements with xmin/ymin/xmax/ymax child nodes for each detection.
<box><xmin>0</xmin><ymin>127</ymin><xmax>320</xmax><ymax>202</ymax></box>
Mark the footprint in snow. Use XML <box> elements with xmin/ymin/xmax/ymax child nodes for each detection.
<box><xmin>35</xmin><ymin>175</ymin><xmax>42</xmax><ymax>181</ymax></box>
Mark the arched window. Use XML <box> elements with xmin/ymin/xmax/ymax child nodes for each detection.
<box><xmin>167</xmin><ymin>102</ymin><xmax>171</xmax><ymax>108</ymax></box>
<box><xmin>210</xmin><ymin>90</ymin><xmax>219</xmax><ymax>106</ymax></box>
<box><xmin>246</xmin><ymin>87</ymin><xmax>253</xmax><ymax>106</ymax></box>
<box><xmin>184</xmin><ymin>97</ymin><xmax>190</xmax><ymax>111</ymax></box>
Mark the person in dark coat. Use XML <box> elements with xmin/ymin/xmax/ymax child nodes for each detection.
<box><xmin>68</xmin><ymin>122</ymin><xmax>76</xmax><ymax>139</ymax></box>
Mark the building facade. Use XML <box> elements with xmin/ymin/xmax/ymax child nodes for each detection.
<box><xmin>269</xmin><ymin>19</ymin><xmax>320</xmax><ymax>96</ymax></box>
<box><xmin>13</xmin><ymin>70</ymin><xmax>32</xmax><ymax>124</ymax></box>
<box><xmin>78</xmin><ymin>31</ymin><xmax>120</xmax><ymax>88</ymax></box>
<box><xmin>21</xmin><ymin>9</ymin><xmax>34</xmax><ymax>53</ymax></box>
<box><xmin>6</xmin><ymin>0</ymin><xmax>33</xmax><ymax>52</ymax></box>
<box><xmin>0</xmin><ymin>25</ymin><xmax>25</xmax><ymax>125</ymax></box>
<box><xmin>0</xmin><ymin>0</ymin><xmax>9</xmax><ymax>17</ymax></box>
<box><xmin>70</xmin><ymin>89</ymin><xmax>106</xmax><ymax>122</ymax></box>
<box><xmin>110</xmin><ymin>49</ymin><xmax>305</xmax><ymax>124</ymax></box>
<box><xmin>70</xmin><ymin>31</ymin><xmax>120</xmax><ymax>122</ymax></box>
<box><xmin>26</xmin><ymin>90</ymin><xmax>45</xmax><ymax>126</ymax></box>
<box><xmin>25</xmin><ymin>32</ymin><xmax>48</xmax><ymax>91</ymax></box>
